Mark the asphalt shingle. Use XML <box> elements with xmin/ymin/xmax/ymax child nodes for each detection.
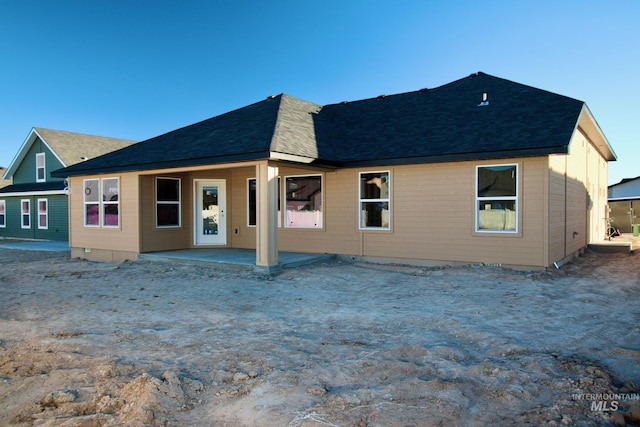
<box><xmin>53</xmin><ymin>72</ymin><xmax>592</xmax><ymax>177</ymax></box>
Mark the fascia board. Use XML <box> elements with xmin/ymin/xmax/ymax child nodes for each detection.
<box><xmin>0</xmin><ymin>190</ymin><xmax>67</xmax><ymax>197</ymax></box>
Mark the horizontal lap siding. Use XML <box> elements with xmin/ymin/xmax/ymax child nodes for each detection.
<box><xmin>547</xmin><ymin>128</ymin><xmax>609</xmax><ymax>265</ymax></box>
<box><xmin>140</xmin><ymin>173</ymin><xmax>192</xmax><ymax>252</ymax></box>
<box><xmin>36</xmin><ymin>195</ymin><xmax>68</xmax><ymax>240</ymax></box>
<box><xmin>277</xmin><ymin>166</ymin><xmax>360</xmax><ymax>255</ymax></box>
<box><xmin>371</xmin><ymin>160</ymin><xmax>547</xmax><ymax>266</ymax></box>
<box><xmin>278</xmin><ymin>159</ymin><xmax>548</xmax><ymax>267</ymax></box>
<box><xmin>68</xmin><ymin>173</ymin><xmax>140</xmax><ymax>253</ymax></box>
<box><xmin>0</xmin><ymin>195</ymin><xmax>68</xmax><ymax>241</ymax></box>
<box><xmin>230</xmin><ymin>167</ymin><xmax>256</xmax><ymax>249</ymax></box>
<box><xmin>368</xmin><ymin>163</ymin><xmax>471</xmax><ymax>260</ymax></box>
<box><xmin>548</xmin><ymin>155</ymin><xmax>567</xmax><ymax>262</ymax></box>
<box><xmin>0</xmin><ymin>197</ymin><xmax>36</xmax><ymax>239</ymax></box>
<box><xmin>566</xmin><ymin>135</ymin><xmax>588</xmax><ymax>255</ymax></box>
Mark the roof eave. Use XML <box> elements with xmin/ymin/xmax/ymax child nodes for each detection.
<box><xmin>269</xmin><ymin>151</ymin><xmax>317</xmax><ymax>164</ymax></box>
<box><xmin>577</xmin><ymin>105</ymin><xmax>617</xmax><ymax>161</ymax></box>
<box><xmin>335</xmin><ymin>146</ymin><xmax>570</xmax><ymax>168</ymax></box>
<box><xmin>51</xmin><ymin>151</ymin><xmax>272</xmax><ymax>177</ymax></box>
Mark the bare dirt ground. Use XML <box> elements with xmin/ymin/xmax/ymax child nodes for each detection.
<box><xmin>1</xmin><ymin>247</ymin><xmax>639</xmax><ymax>427</ymax></box>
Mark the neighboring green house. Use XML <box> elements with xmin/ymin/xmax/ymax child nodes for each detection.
<box><xmin>0</xmin><ymin>128</ymin><xmax>135</xmax><ymax>241</ymax></box>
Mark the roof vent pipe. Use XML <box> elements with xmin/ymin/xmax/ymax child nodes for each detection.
<box><xmin>478</xmin><ymin>92</ymin><xmax>489</xmax><ymax>107</ymax></box>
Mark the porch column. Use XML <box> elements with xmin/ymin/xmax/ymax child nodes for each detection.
<box><xmin>255</xmin><ymin>162</ymin><xmax>279</xmax><ymax>269</ymax></box>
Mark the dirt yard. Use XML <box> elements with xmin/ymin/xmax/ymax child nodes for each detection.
<box><xmin>1</xmin><ymin>246</ymin><xmax>639</xmax><ymax>427</ymax></box>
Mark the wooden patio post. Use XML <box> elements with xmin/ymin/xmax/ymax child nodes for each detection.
<box><xmin>255</xmin><ymin>162</ymin><xmax>279</xmax><ymax>269</ymax></box>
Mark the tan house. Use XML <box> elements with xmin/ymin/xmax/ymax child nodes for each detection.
<box><xmin>52</xmin><ymin>72</ymin><xmax>616</xmax><ymax>270</ymax></box>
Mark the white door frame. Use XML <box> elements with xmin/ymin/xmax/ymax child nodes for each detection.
<box><xmin>194</xmin><ymin>179</ymin><xmax>226</xmax><ymax>246</ymax></box>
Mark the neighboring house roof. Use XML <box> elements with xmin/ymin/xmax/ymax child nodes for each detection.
<box><xmin>4</xmin><ymin>128</ymin><xmax>136</xmax><ymax>180</ymax></box>
<box><xmin>0</xmin><ymin>167</ymin><xmax>11</xmax><ymax>188</ymax></box>
<box><xmin>53</xmin><ymin>72</ymin><xmax>617</xmax><ymax>178</ymax></box>
<box><xmin>608</xmin><ymin>175</ymin><xmax>640</xmax><ymax>201</ymax></box>
<box><xmin>0</xmin><ymin>181</ymin><xmax>66</xmax><ymax>196</ymax></box>
<box><xmin>609</xmin><ymin>175</ymin><xmax>640</xmax><ymax>188</ymax></box>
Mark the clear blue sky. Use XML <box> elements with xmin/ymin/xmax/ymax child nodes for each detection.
<box><xmin>1</xmin><ymin>1</ymin><xmax>637</xmax><ymax>184</ymax></box>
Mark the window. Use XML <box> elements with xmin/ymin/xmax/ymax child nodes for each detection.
<box><xmin>84</xmin><ymin>179</ymin><xmax>100</xmax><ymax>226</ymax></box>
<box><xmin>37</xmin><ymin>199</ymin><xmax>48</xmax><ymax>229</ymax></box>
<box><xmin>21</xmin><ymin>199</ymin><xmax>30</xmax><ymax>229</ymax></box>
<box><xmin>36</xmin><ymin>153</ymin><xmax>45</xmax><ymax>182</ymax></box>
<box><xmin>285</xmin><ymin>175</ymin><xmax>322</xmax><ymax>228</ymax></box>
<box><xmin>248</xmin><ymin>178</ymin><xmax>257</xmax><ymax>226</ymax></box>
<box><xmin>83</xmin><ymin>178</ymin><xmax>119</xmax><ymax>228</ymax></box>
<box><xmin>102</xmin><ymin>178</ymin><xmax>119</xmax><ymax>227</ymax></box>
<box><xmin>247</xmin><ymin>177</ymin><xmax>281</xmax><ymax>227</ymax></box>
<box><xmin>0</xmin><ymin>200</ymin><xmax>5</xmax><ymax>227</ymax></box>
<box><xmin>359</xmin><ymin>171</ymin><xmax>390</xmax><ymax>229</ymax></box>
<box><xmin>476</xmin><ymin>164</ymin><xmax>518</xmax><ymax>232</ymax></box>
<box><xmin>156</xmin><ymin>178</ymin><xmax>180</xmax><ymax>227</ymax></box>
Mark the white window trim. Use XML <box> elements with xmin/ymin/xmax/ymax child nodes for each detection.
<box><xmin>358</xmin><ymin>170</ymin><xmax>391</xmax><ymax>231</ymax></box>
<box><xmin>0</xmin><ymin>200</ymin><xmax>5</xmax><ymax>228</ymax></box>
<box><xmin>83</xmin><ymin>179</ymin><xmax>100</xmax><ymax>228</ymax></box>
<box><xmin>284</xmin><ymin>174</ymin><xmax>323</xmax><ymax>229</ymax></box>
<box><xmin>83</xmin><ymin>177</ymin><xmax>120</xmax><ymax>228</ymax></box>
<box><xmin>36</xmin><ymin>153</ymin><xmax>46</xmax><ymax>182</ymax></box>
<box><xmin>21</xmin><ymin>199</ymin><xmax>31</xmax><ymax>229</ymax></box>
<box><xmin>37</xmin><ymin>198</ymin><xmax>48</xmax><ymax>229</ymax></box>
<box><xmin>475</xmin><ymin>163</ymin><xmax>518</xmax><ymax>233</ymax></box>
<box><xmin>156</xmin><ymin>177</ymin><xmax>181</xmax><ymax>228</ymax></box>
<box><xmin>101</xmin><ymin>177</ymin><xmax>120</xmax><ymax>228</ymax></box>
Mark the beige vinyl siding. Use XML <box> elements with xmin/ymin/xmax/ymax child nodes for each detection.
<box><xmin>140</xmin><ymin>173</ymin><xmax>192</xmax><ymax>252</ymax></box>
<box><xmin>547</xmin><ymin>128</ymin><xmax>610</xmax><ymax>265</ymax></box>
<box><xmin>565</xmin><ymin>131</ymin><xmax>589</xmax><ymax>256</ymax></box>
<box><xmin>277</xmin><ymin>158</ymin><xmax>548</xmax><ymax>267</ymax></box>
<box><xmin>229</xmin><ymin>167</ymin><xmax>258</xmax><ymax>249</ymax></box>
<box><xmin>68</xmin><ymin>173</ymin><xmax>140</xmax><ymax>259</ymax></box>
<box><xmin>69</xmin><ymin>143</ymin><xmax>609</xmax><ymax>268</ymax></box>
<box><xmin>588</xmin><ymin>141</ymin><xmax>608</xmax><ymax>243</ymax></box>
<box><xmin>277</xmin><ymin>165</ymin><xmax>355</xmax><ymax>254</ymax></box>
<box><xmin>548</xmin><ymin>154</ymin><xmax>568</xmax><ymax>263</ymax></box>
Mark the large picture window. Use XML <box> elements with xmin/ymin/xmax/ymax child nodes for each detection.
<box><xmin>37</xmin><ymin>198</ymin><xmax>48</xmax><ymax>229</ymax></box>
<box><xmin>83</xmin><ymin>178</ymin><xmax>120</xmax><ymax>228</ymax></box>
<box><xmin>476</xmin><ymin>164</ymin><xmax>518</xmax><ymax>232</ymax></box>
<box><xmin>36</xmin><ymin>153</ymin><xmax>45</xmax><ymax>182</ymax></box>
<box><xmin>359</xmin><ymin>171</ymin><xmax>390</xmax><ymax>229</ymax></box>
<box><xmin>21</xmin><ymin>199</ymin><xmax>30</xmax><ymax>229</ymax></box>
<box><xmin>247</xmin><ymin>177</ymin><xmax>281</xmax><ymax>227</ymax></box>
<box><xmin>156</xmin><ymin>178</ymin><xmax>181</xmax><ymax>227</ymax></box>
<box><xmin>285</xmin><ymin>175</ymin><xmax>322</xmax><ymax>228</ymax></box>
<box><xmin>0</xmin><ymin>200</ymin><xmax>5</xmax><ymax>227</ymax></box>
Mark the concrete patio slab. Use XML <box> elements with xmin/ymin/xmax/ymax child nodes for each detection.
<box><xmin>138</xmin><ymin>248</ymin><xmax>335</xmax><ymax>272</ymax></box>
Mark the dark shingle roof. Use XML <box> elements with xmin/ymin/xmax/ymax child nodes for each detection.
<box><xmin>53</xmin><ymin>72</ymin><xmax>601</xmax><ymax>177</ymax></box>
<box><xmin>314</xmin><ymin>72</ymin><xmax>585</xmax><ymax>165</ymax></box>
<box><xmin>0</xmin><ymin>181</ymin><xmax>66</xmax><ymax>194</ymax></box>
<box><xmin>55</xmin><ymin>95</ymin><xmax>292</xmax><ymax>176</ymax></box>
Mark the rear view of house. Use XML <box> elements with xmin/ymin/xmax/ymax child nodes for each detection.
<box><xmin>53</xmin><ymin>72</ymin><xmax>616</xmax><ymax>269</ymax></box>
<box><xmin>0</xmin><ymin>128</ymin><xmax>135</xmax><ymax>241</ymax></box>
